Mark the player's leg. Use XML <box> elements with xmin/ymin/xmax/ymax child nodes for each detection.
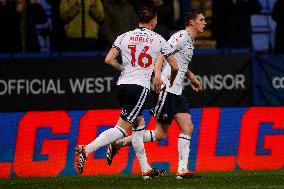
<box><xmin>117</xmin><ymin>84</ymin><xmax>160</xmax><ymax>179</ymax></box>
<box><xmin>138</xmin><ymin>88</ymin><xmax>173</xmax><ymax>179</ymax></box>
<box><xmin>107</xmin><ymin>87</ymin><xmax>171</xmax><ymax>165</ymax></box>
<box><xmin>174</xmin><ymin>94</ymin><xmax>195</xmax><ymax>179</ymax></box>
<box><xmin>85</xmin><ymin>118</ymin><xmax>131</xmax><ymax>156</ymax></box>
<box><xmin>74</xmin><ymin>84</ymin><xmax>132</xmax><ymax>174</ymax></box>
<box><xmin>150</xmin><ymin>87</ymin><xmax>173</xmax><ymax>140</ymax></box>
<box><xmin>132</xmin><ymin>116</ymin><xmax>161</xmax><ymax>180</ymax></box>
<box><xmin>115</xmin><ymin>120</ymin><xmax>169</xmax><ymax>148</ymax></box>
<box><xmin>175</xmin><ymin>112</ymin><xmax>194</xmax><ymax>179</ymax></box>
<box><xmin>121</xmin><ymin>87</ymin><xmax>171</xmax><ymax>144</ymax></box>
<box><xmin>133</xmin><ymin>117</ymin><xmax>168</xmax><ymax>179</ymax></box>
<box><xmin>131</xmin><ymin>116</ymin><xmax>152</xmax><ymax>173</ymax></box>
<box><xmin>176</xmin><ymin>112</ymin><xmax>193</xmax><ymax>136</ymax></box>
<box><xmin>74</xmin><ymin>117</ymin><xmax>130</xmax><ymax>174</ymax></box>
<box><xmin>106</xmin><ymin>129</ymin><xmax>154</xmax><ymax>166</ymax></box>
<box><xmin>115</xmin><ymin>129</ymin><xmax>156</xmax><ymax>149</ymax></box>
<box><xmin>106</xmin><ymin>121</ymin><xmax>169</xmax><ymax>166</ymax></box>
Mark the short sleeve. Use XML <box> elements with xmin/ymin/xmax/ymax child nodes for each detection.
<box><xmin>112</xmin><ymin>33</ymin><xmax>126</xmax><ymax>52</ymax></box>
<box><xmin>160</xmin><ymin>37</ymin><xmax>174</xmax><ymax>58</ymax></box>
<box><xmin>167</xmin><ymin>31</ymin><xmax>187</xmax><ymax>52</ymax></box>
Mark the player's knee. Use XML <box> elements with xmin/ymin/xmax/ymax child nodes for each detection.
<box><xmin>180</xmin><ymin>123</ymin><xmax>194</xmax><ymax>136</ymax></box>
<box><xmin>136</xmin><ymin>116</ymin><xmax>145</xmax><ymax>126</ymax></box>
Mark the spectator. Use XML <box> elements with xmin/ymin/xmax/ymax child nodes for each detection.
<box><xmin>175</xmin><ymin>0</ymin><xmax>191</xmax><ymax>30</ymax></box>
<box><xmin>60</xmin><ymin>0</ymin><xmax>105</xmax><ymax>51</ymax></box>
<box><xmin>212</xmin><ymin>0</ymin><xmax>262</xmax><ymax>48</ymax></box>
<box><xmin>134</xmin><ymin>0</ymin><xmax>175</xmax><ymax>40</ymax></box>
<box><xmin>46</xmin><ymin>0</ymin><xmax>66</xmax><ymax>51</ymax></box>
<box><xmin>272</xmin><ymin>0</ymin><xmax>284</xmax><ymax>54</ymax></box>
<box><xmin>0</xmin><ymin>0</ymin><xmax>47</xmax><ymax>52</ymax></box>
<box><xmin>99</xmin><ymin>0</ymin><xmax>137</xmax><ymax>49</ymax></box>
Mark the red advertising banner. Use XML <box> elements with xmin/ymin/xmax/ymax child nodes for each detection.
<box><xmin>0</xmin><ymin>107</ymin><xmax>283</xmax><ymax>178</ymax></box>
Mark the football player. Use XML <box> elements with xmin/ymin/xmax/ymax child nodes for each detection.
<box><xmin>74</xmin><ymin>5</ymin><xmax>178</xmax><ymax>180</ymax></box>
<box><xmin>106</xmin><ymin>9</ymin><xmax>206</xmax><ymax>179</ymax></box>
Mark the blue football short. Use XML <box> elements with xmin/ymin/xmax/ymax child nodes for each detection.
<box><xmin>151</xmin><ymin>87</ymin><xmax>190</xmax><ymax>124</ymax></box>
<box><xmin>117</xmin><ymin>84</ymin><xmax>149</xmax><ymax>124</ymax></box>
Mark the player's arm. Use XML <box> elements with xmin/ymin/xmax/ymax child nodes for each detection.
<box><xmin>186</xmin><ymin>69</ymin><xmax>202</xmax><ymax>92</ymax></box>
<box><xmin>105</xmin><ymin>48</ymin><xmax>123</xmax><ymax>71</ymax></box>
<box><xmin>161</xmin><ymin>36</ymin><xmax>179</xmax><ymax>87</ymax></box>
<box><xmin>164</xmin><ymin>32</ymin><xmax>189</xmax><ymax>87</ymax></box>
<box><xmin>165</xmin><ymin>54</ymin><xmax>178</xmax><ymax>87</ymax></box>
<box><xmin>154</xmin><ymin>54</ymin><xmax>164</xmax><ymax>93</ymax></box>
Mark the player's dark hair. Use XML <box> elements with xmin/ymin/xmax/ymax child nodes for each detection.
<box><xmin>138</xmin><ymin>5</ymin><xmax>157</xmax><ymax>24</ymax></box>
<box><xmin>185</xmin><ymin>9</ymin><xmax>203</xmax><ymax>26</ymax></box>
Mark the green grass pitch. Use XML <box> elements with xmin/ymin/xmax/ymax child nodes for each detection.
<box><xmin>0</xmin><ymin>170</ymin><xmax>283</xmax><ymax>189</ymax></box>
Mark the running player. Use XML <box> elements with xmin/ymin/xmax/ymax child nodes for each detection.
<box><xmin>106</xmin><ymin>9</ymin><xmax>206</xmax><ymax>179</ymax></box>
<box><xmin>74</xmin><ymin>5</ymin><xmax>178</xmax><ymax>180</ymax></box>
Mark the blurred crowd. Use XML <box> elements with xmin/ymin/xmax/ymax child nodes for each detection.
<box><xmin>0</xmin><ymin>0</ymin><xmax>283</xmax><ymax>54</ymax></box>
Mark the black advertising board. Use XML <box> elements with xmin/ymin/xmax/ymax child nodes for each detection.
<box><xmin>0</xmin><ymin>52</ymin><xmax>252</xmax><ymax>111</ymax></box>
<box><xmin>184</xmin><ymin>53</ymin><xmax>252</xmax><ymax>107</ymax></box>
<box><xmin>253</xmin><ymin>55</ymin><xmax>284</xmax><ymax>105</ymax></box>
<box><xmin>0</xmin><ymin>55</ymin><xmax>120</xmax><ymax>111</ymax></box>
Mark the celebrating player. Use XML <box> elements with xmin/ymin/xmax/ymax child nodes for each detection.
<box><xmin>106</xmin><ymin>9</ymin><xmax>206</xmax><ymax>179</ymax></box>
<box><xmin>74</xmin><ymin>5</ymin><xmax>178</xmax><ymax>180</ymax></box>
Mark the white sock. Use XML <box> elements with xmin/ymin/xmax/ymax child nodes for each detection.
<box><xmin>144</xmin><ymin>130</ymin><xmax>156</xmax><ymax>142</ymax></box>
<box><xmin>132</xmin><ymin>125</ymin><xmax>152</xmax><ymax>173</ymax></box>
<box><xmin>178</xmin><ymin>134</ymin><xmax>191</xmax><ymax>173</ymax></box>
<box><xmin>85</xmin><ymin>125</ymin><xmax>127</xmax><ymax>156</ymax></box>
<box><xmin>117</xmin><ymin>130</ymin><xmax>156</xmax><ymax>148</ymax></box>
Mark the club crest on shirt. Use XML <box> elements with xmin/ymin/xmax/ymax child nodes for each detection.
<box><xmin>162</xmin><ymin>113</ymin><xmax>168</xmax><ymax>120</ymax></box>
<box><xmin>121</xmin><ymin>109</ymin><xmax>127</xmax><ymax>116</ymax></box>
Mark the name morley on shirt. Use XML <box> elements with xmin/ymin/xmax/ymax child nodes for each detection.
<box><xmin>0</xmin><ymin>77</ymin><xmax>114</xmax><ymax>96</ymax></box>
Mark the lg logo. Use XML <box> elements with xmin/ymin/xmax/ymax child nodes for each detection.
<box><xmin>272</xmin><ymin>77</ymin><xmax>284</xmax><ymax>89</ymax></box>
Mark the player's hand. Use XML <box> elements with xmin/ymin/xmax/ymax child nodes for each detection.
<box><xmin>167</xmin><ymin>75</ymin><xmax>174</xmax><ymax>87</ymax></box>
<box><xmin>154</xmin><ymin>77</ymin><xmax>163</xmax><ymax>93</ymax></box>
<box><xmin>191</xmin><ymin>79</ymin><xmax>202</xmax><ymax>92</ymax></box>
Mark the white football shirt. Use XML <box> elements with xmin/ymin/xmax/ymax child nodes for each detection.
<box><xmin>113</xmin><ymin>27</ymin><xmax>173</xmax><ymax>89</ymax></box>
<box><xmin>161</xmin><ymin>30</ymin><xmax>194</xmax><ymax>95</ymax></box>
